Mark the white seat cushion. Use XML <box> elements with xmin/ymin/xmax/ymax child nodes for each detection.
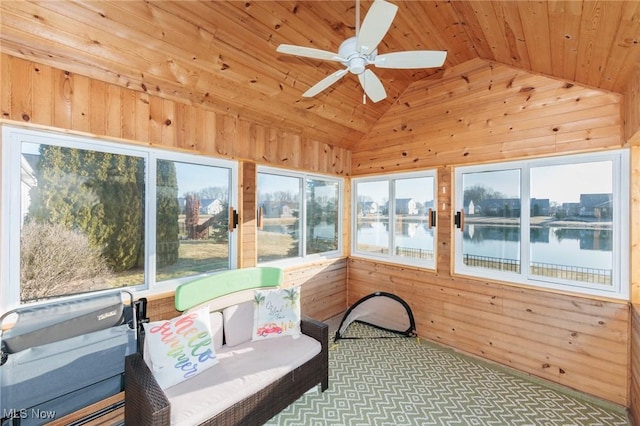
<box><xmin>165</xmin><ymin>334</ymin><xmax>321</xmax><ymax>426</ymax></box>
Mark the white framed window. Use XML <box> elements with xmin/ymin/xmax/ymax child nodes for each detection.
<box><xmin>454</xmin><ymin>150</ymin><xmax>629</xmax><ymax>300</ymax></box>
<box><xmin>1</xmin><ymin>125</ymin><xmax>238</xmax><ymax>312</ymax></box>
<box><xmin>257</xmin><ymin>166</ymin><xmax>342</xmax><ymax>264</ymax></box>
<box><xmin>352</xmin><ymin>170</ymin><xmax>437</xmax><ymax>269</ymax></box>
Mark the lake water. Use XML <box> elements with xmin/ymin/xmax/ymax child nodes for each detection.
<box><xmin>464</xmin><ymin>224</ymin><xmax>612</xmax><ymax>270</ymax></box>
<box><xmin>356</xmin><ymin>221</ymin><xmax>435</xmax><ymax>251</ymax></box>
<box><xmin>356</xmin><ymin>221</ymin><xmax>612</xmax><ymax>270</ymax></box>
<box><xmin>266</xmin><ymin>218</ymin><xmax>613</xmax><ymax>271</ymax></box>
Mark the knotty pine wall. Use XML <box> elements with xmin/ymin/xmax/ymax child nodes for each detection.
<box><xmin>0</xmin><ymin>53</ymin><xmax>348</xmax><ymax>323</ymax></box>
<box><xmin>353</xmin><ymin>58</ymin><xmax>623</xmax><ymax>173</ymax></box>
<box><xmin>0</xmin><ymin>54</ymin><xmax>351</xmax><ymax>175</ymax></box>
<box><xmin>625</xmin><ymin>68</ymin><xmax>640</xmax><ymax>146</ymax></box>
<box><xmin>350</xmin><ymin>59</ymin><xmax>631</xmax><ymax>406</ymax></box>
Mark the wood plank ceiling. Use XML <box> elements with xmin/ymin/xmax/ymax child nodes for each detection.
<box><xmin>1</xmin><ymin>1</ymin><xmax>639</xmax><ymax>148</ymax></box>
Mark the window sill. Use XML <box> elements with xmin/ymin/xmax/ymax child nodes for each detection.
<box><xmin>350</xmin><ymin>252</ymin><xmax>436</xmax><ymax>270</ymax></box>
<box><xmin>258</xmin><ymin>252</ymin><xmax>345</xmax><ymax>270</ymax></box>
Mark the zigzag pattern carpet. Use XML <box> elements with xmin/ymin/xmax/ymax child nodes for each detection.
<box><xmin>265</xmin><ymin>322</ymin><xmax>629</xmax><ymax>426</ymax></box>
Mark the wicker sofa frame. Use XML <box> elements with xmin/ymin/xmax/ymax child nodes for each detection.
<box><xmin>124</xmin><ymin>316</ymin><xmax>329</xmax><ymax>425</ymax></box>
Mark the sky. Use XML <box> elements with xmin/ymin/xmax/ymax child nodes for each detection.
<box><xmin>356</xmin><ymin>161</ymin><xmax>614</xmax><ymax>206</ymax></box>
<box><xmin>257</xmin><ymin>173</ymin><xmax>339</xmax><ymax>202</ymax></box>
<box><xmin>356</xmin><ymin>177</ymin><xmax>435</xmax><ymax>203</ymax></box>
<box><xmin>258</xmin><ymin>173</ymin><xmax>300</xmax><ymax>195</ymax></box>
<box><xmin>175</xmin><ymin>162</ymin><xmax>231</xmax><ymax>196</ymax></box>
<box><xmin>464</xmin><ymin>161</ymin><xmax>613</xmax><ymax>204</ymax></box>
<box><xmin>530</xmin><ymin>161</ymin><xmax>612</xmax><ymax>203</ymax></box>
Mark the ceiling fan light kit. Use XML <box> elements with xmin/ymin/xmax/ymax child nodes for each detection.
<box><xmin>276</xmin><ymin>0</ymin><xmax>447</xmax><ymax>103</ymax></box>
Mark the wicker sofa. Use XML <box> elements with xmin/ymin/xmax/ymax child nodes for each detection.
<box><xmin>124</xmin><ymin>267</ymin><xmax>329</xmax><ymax>426</ymax></box>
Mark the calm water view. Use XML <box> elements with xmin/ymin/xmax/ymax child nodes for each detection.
<box><xmin>355</xmin><ymin>221</ymin><xmax>612</xmax><ymax>269</ymax></box>
<box><xmin>356</xmin><ymin>220</ymin><xmax>435</xmax><ymax>251</ymax></box>
<box><xmin>464</xmin><ymin>223</ymin><xmax>612</xmax><ymax>270</ymax></box>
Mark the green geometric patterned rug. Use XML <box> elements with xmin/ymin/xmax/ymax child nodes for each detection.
<box><xmin>265</xmin><ymin>322</ymin><xmax>629</xmax><ymax>426</ymax></box>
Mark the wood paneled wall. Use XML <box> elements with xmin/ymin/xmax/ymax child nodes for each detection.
<box><xmin>287</xmin><ymin>259</ymin><xmax>348</xmax><ymax>321</ymax></box>
<box><xmin>349</xmin><ymin>59</ymin><xmax>630</xmax><ymax>405</ymax></box>
<box><xmin>625</xmin><ymin>69</ymin><xmax>640</xmax><ymax>146</ymax></box>
<box><xmin>145</xmin><ymin>258</ymin><xmax>347</xmax><ymax>322</ymax></box>
<box><xmin>0</xmin><ymin>54</ymin><xmax>351</xmax><ymax>176</ymax></box>
<box><xmin>240</xmin><ymin>161</ymin><xmax>257</xmax><ymax>268</ymax></box>
<box><xmin>352</xmin><ymin>58</ymin><xmax>622</xmax><ymax>174</ymax></box>
<box><xmin>0</xmin><ymin>53</ymin><xmax>350</xmax><ymax>323</ymax></box>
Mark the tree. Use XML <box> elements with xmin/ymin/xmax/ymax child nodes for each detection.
<box><xmin>464</xmin><ymin>185</ymin><xmax>502</xmax><ymax>205</ymax></box>
<box><xmin>287</xmin><ymin>180</ymin><xmax>338</xmax><ymax>256</ymax></box>
<box><xmin>204</xmin><ymin>202</ymin><xmax>229</xmax><ymax>242</ymax></box>
<box><xmin>198</xmin><ymin>186</ymin><xmax>229</xmax><ymax>203</ymax></box>
<box><xmin>28</xmin><ymin>146</ymin><xmax>144</xmax><ymax>272</ymax></box>
<box><xmin>463</xmin><ymin>185</ymin><xmax>504</xmax><ymax>214</ymax></box>
<box><xmin>27</xmin><ymin>147</ymin><xmax>181</xmax><ymax>275</ymax></box>
<box><xmin>157</xmin><ymin>160</ymin><xmax>181</xmax><ymax>266</ymax></box>
<box><xmin>184</xmin><ymin>192</ymin><xmax>201</xmax><ymax>240</ymax></box>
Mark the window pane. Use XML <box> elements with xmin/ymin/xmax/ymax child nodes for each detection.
<box><xmin>462</xmin><ymin>169</ymin><xmax>521</xmax><ymax>273</ymax></box>
<box><xmin>394</xmin><ymin>177</ymin><xmax>435</xmax><ymax>261</ymax></box>
<box><xmin>156</xmin><ymin>160</ymin><xmax>231</xmax><ymax>282</ymax></box>
<box><xmin>355</xmin><ymin>181</ymin><xmax>389</xmax><ymax>255</ymax></box>
<box><xmin>257</xmin><ymin>174</ymin><xmax>301</xmax><ymax>262</ymax></box>
<box><xmin>20</xmin><ymin>142</ymin><xmax>145</xmax><ymax>302</ymax></box>
<box><xmin>306</xmin><ymin>179</ymin><xmax>339</xmax><ymax>255</ymax></box>
<box><xmin>529</xmin><ymin>161</ymin><xmax>613</xmax><ymax>286</ymax></box>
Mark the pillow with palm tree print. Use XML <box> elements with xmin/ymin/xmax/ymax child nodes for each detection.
<box><xmin>252</xmin><ymin>287</ymin><xmax>301</xmax><ymax>341</ymax></box>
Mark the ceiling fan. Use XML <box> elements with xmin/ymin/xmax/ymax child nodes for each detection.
<box><xmin>276</xmin><ymin>0</ymin><xmax>447</xmax><ymax>103</ymax></box>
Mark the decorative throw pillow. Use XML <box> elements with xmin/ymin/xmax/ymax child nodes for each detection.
<box><xmin>252</xmin><ymin>287</ymin><xmax>301</xmax><ymax>341</ymax></box>
<box><xmin>143</xmin><ymin>307</ymin><xmax>219</xmax><ymax>389</ymax></box>
<box><xmin>222</xmin><ymin>301</ymin><xmax>254</xmax><ymax>347</ymax></box>
<box><xmin>208</xmin><ymin>310</ymin><xmax>224</xmax><ymax>350</ymax></box>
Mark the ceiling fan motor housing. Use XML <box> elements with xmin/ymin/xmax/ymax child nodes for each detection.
<box><xmin>339</xmin><ymin>37</ymin><xmax>375</xmax><ymax>75</ymax></box>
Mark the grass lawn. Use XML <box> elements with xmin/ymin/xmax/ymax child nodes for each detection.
<box><xmin>24</xmin><ymin>230</ymin><xmax>295</xmax><ymax>302</ymax></box>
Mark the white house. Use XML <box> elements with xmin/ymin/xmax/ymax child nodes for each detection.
<box><xmin>203</xmin><ymin>199</ymin><xmax>224</xmax><ymax>215</ymax></box>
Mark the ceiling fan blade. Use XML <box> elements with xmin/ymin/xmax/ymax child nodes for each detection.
<box><xmin>303</xmin><ymin>68</ymin><xmax>349</xmax><ymax>97</ymax></box>
<box><xmin>276</xmin><ymin>44</ymin><xmax>342</xmax><ymax>62</ymax></box>
<box><xmin>356</xmin><ymin>0</ymin><xmax>398</xmax><ymax>54</ymax></box>
<box><xmin>375</xmin><ymin>50</ymin><xmax>447</xmax><ymax>69</ymax></box>
<box><xmin>358</xmin><ymin>69</ymin><xmax>387</xmax><ymax>103</ymax></box>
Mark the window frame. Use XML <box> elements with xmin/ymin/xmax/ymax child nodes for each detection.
<box><xmin>351</xmin><ymin>169</ymin><xmax>438</xmax><ymax>269</ymax></box>
<box><xmin>1</xmin><ymin>125</ymin><xmax>239</xmax><ymax>312</ymax></box>
<box><xmin>256</xmin><ymin>166</ymin><xmax>343</xmax><ymax>266</ymax></box>
<box><xmin>453</xmin><ymin>150</ymin><xmax>629</xmax><ymax>300</ymax></box>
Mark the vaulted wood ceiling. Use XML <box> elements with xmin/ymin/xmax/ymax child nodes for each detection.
<box><xmin>1</xmin><ymin>1</ymin><xmax>638</xmax><ymax>148</ymax></box>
